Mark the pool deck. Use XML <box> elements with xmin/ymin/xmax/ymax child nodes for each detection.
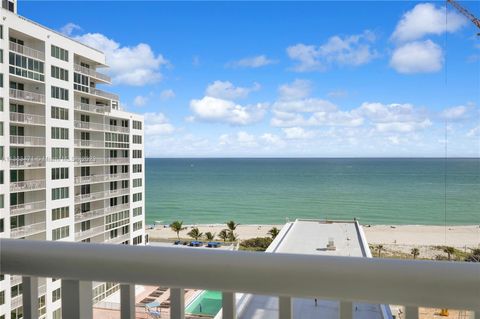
<box><xmin>233</xmin><ymin>219</ymin><xmax>390</xmax><ymax>319</ymax></box>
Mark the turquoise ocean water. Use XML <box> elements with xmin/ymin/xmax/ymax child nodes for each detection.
<box><xmin>145</xmin><ymin>158</ymin><xmax>479</xmax><ymax>225</ymax></box>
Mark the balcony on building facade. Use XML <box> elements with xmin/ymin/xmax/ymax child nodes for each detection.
<box><xmin>10</xmin><ymin>222</ymin><xmax>46</xmax><ymax>239</ymax></box>
<box><xmin>1</xmin><ymin>239</ymin><xmax>478</xmax><ymax>319</ymax></box>
<box><xmin>9</xmin><ymin>40</ymin><xmax>45</xmax><ymax>61</ymax></box>
<box><xmin>10</xmin><ymin>158</ymin><xmax>46</xmax><ymax>168</ymax></box>
<box><xmin>9</xmin><ymin>88</ymin><xmax>45</xmax><ymax>104</ymax></box>
<box><xmin>74</xmin><ymin>188</ymin><xmax>130</xmax><ymax>204</ymax></box>
<box><xmin>107</xmin><ymin>125</ymin><xmax>130</xmax><ymax>133</ymax></box>
<box><xmin>10</xmin><ymin>112</ymin><xmax>46</xmax><ymax>125</ymax></box>
<box><xmin>74</xmin><ymin>120</ymin><xmax>106</xmax><ymax>131</ymax></box>
<box><xmin>104</xmin><ymin>233</ymin><xmax>130</xmax><ymax>244</ymax></box>
<box><xmin>90</xmin><ymin>88</ymin><xmax>119</xmax><ymax>101</ymax></box>
<box><xmin>10</xmin><ymin>179</ymin><xmax>46</xmax><ymax>192</ymax></box>
<box><xmin>74</xmin><ymin>203</ymin><xmax>130</xmax><ymax>223</ymax></box>
<box><xmin>75</xmin><ymin>225</ymin><xmax>105</xmax><ymax>241</ymax></box>
<box><xmin>74</xmin><ymin>64</ymin><xmax>111</xmax><ymax>83</ymax></box>
<box><xmin>10</xmin><ymin>200</ymin><xmax>46</xmax><ymax>217</ymax></box>
<box><xmin>74</xmin><ymin>101</ymin><xmax>110</xmax><ymax>114</ymax></box>
<box><xmin>74</xmin><ymin>172</ymin><xmax>129</xmax><ymax>185</ymax></box>
<box><xmin>10</xmin><ymin>135</ymin><xmax>46</xmax><ymax>146</ymax></box>
<box><xmin>74</xmin><ymin>139</ymin><xmax>104</xmax><ymax>148</ymax></box>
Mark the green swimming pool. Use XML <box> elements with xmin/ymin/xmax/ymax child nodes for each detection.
<box><xmin>186</xmin><ymin>290</ymin><xmax>222</xmax><ymax>317</ymax></box>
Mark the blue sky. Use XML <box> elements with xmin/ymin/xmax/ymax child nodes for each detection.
<box><xmin>21</xmin><ymin>1</ymin><xmax>480</xmax><ymax>157</ymax></box>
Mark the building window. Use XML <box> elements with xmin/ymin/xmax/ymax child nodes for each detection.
<box><xmin>51</xmin><ymin>127</ymin><xmax>69</xmax><ymax>139</ymax></box>
<box><xmin>74</xmin><ymin>72</ymin><xmax>89</xmax><ymax>92</ymax></box>
<box><xmin>132</xmin><ymin>120</ymin><xmax>142</xmax><ymax>130</ymax></box>
<box><xmin>53</xmin><ymin>308</ymin><xmax>61</xmax><ymax>319</ymax></box>
<box><xmin>0</xmin><ymin>218</ymin><xmax>4</xmax><ymax>232</ymax></box>
<box><xmin>52</xmin><ymin>206</ymin><xmax>69</xmax><ymax>221</ymax></box>
<box><xmin>133</xmin><ymin>178</ymin><xmax>142</xmax><ymax>188</ymax></box>
<box><xmin>51</xmin><ymin>86</ymin><xmax>69</xmax><ymax>101</ymax></box>
<box><xmin>52</xmin><ymin>147</ymin><xmax>69</xmax><ymax>160</ymax></box>
<box><xmin>133</xmin><ymin>150</ymin><xmax>142</xmax><ymax>158</ymax></box>
<box><xmin>52</xmin><ymin>288</ymin><xmax>61</xmax><ymax>302</ymax></box>
<box><xmin>0</xmin><ymin>170</ymin><xmax>3</xmax><ymax>184</ymax></box>
<box><xmin>0</xmin><ymin>290</ymin><xmax>4</xmax><ymax>305</ymax></box>
<box><xmin>133</xmin><ymin>235</ymin><xmax>143</xmax><ymax>245</ymax></box>
<box><xmin>133</xmin><ymin>135</ymin><xmax>142</xmax><ymax>144</ymax></box>
<box><xmin>11</xmin><ymin>284</ymin><xmax>22</xmax><ymax>298</ymax></box>
<box><xmin>133</xmin><ymin>221</ymin><xmax>142</xmax><ymax>231</ymax></box>
<box><xmin>51</xmin><ymin>106</ymin><xmax>69</xmax><ymax>120</ymax></box>
<box><xmin>133</xmin><ymin>192</ymin><xmax>142</xmax><ymax>202</ymax></box>
<box><xmin>52</xmin><ymin>226</ymin><xmax>69</xmax><ymax>240</ymax></box>
<box><xmin>0</xmin><ymin>73</ymin><xmax>3</xmax><ymax>87</ymax></box>
<box><xmin>52</xmin><ymin>167</ymin><xmax>69</xmax><ymax>180</ymax></box>
<box><xmin>9</xmin><ymin>52</ymin><xmax>45</xmax><ymax>82</ymax></box>
<box><xmin>133</xmin><ymin>164</ymin><xmax>142</xmax><ymax>173</ymax></box>
<box><xmin>0</xmin><ymin>25</ymin><xmax>2</xmax><ymax>38</ymax></box>
<box><xmin>0</xmin><ymin>195</ymin><xmax>4</xmax><ymax>209</ymax></box>
<box><xmin>0</xmin><ymin>49</ymin><xmax>3</xmax><ymax>63</ymax></box>
<box><xmin>133</xmin><ymin>207</ymin><xmax>142</xmax><ymax>217</ymax></box>
<box><xmin>0</xmin><ymin>97</ymin><xmax>3</xmax><ymax>111</ymax></box>
<box><xmin>51</xmin><ymin>65</ymin><xmax>68</xmax><ymax>81</ymax></box>
<box><xmin>52</xmin><ymin>187</ymin><xmax>69</xmax><ymax>200</ymax></box>
<box><xmin>0</xmin><ymin>122</ymin><xmax>3</xmax><ymax>135</ymax></box>
<box><xmin>51</xmin><ymin>45</ymin><xmax>69</xmax><ymax>62</ymax></box>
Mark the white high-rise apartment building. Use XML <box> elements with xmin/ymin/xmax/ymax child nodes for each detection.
<box><xmin>0</xmin><ymin>1</ymin><xmax>146</xmax><ymax>318</ymax></box>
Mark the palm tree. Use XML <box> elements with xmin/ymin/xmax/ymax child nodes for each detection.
<box><xmin>228</xmin><ymin>231</ymin><xmax>239</xmax><ymax>242</ymax></box>
<box><xmin>411</xmin><ymin>248</ymin><xmax>420</xmax><ymax>259</ymax></box>
<box><xmin>226</xmin><ymin>220</ymin><xmax>238</xmax><ymax>231</ymax></box>
<box><xmin>170</xmin><ymin>221</ymin><xmax>186</xmax><ymax>240</ymax></box>
<box><xmin>377</xmin><ymin>245</ymin><xmax>384</xmax><ymax>258</ymax></box>
<box><xmin>204</xmin><ymin>232</ymin><xmax>215</xmax><ymax>241</ymax></box>
<box><xmin>187</xmin><ymin>227</ymin><xmax>203</xmax><ymax>240</ymax></box>
<box><xmin>443</xmin><ymin>246</ymin><xmax>455</xmax><ymax>261</ymax></box>
<box><xmin>218</xmin><ymin>229</ymin><xmax>229</xmax><ymax>242</ymax></box>
<box><xmin>268</xmin><ymin>227</ymin><xmax>280</xmax><ymax>239</ymax></box>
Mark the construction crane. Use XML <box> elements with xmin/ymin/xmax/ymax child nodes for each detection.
<box><xmin>446</xmin><ymin>0</ymin><xmax>480</xmax><ymax>35</ymax></box>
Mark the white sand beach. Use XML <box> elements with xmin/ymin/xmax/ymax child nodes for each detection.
<box><xmin>147</xmin><ymin>223</ymin><xmax>480</xmax><ymax>249</ymax></box>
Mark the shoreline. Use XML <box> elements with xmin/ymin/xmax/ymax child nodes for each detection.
<box><xmin>147</xmin><ymin>223</ymin><xmax>480</xmax><ymax>247</ymax></box>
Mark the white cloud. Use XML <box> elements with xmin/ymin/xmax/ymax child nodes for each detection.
<box><xmin>160</xmin><ymin>89</ymin><xmax>176</xmax><ymax>101</ymax></box>
<box><xmin>440</xmin><ymin>105</ymin><xmax>470</xmax><ymax>121</ymax></box>
<box><xmin>144</xmin><ymin>112</ymin><xmax>175</xmax><ymax>135</ymax></box>
<box><xmin>189</xmin><ymin>96</ymin><xmax>267</xmax><ymax>125</ymax></box>
<box><xmin>327</xmin><ymin>89</ymin><xmax>348</xmax><ymax>98</ymax></box>
<box><xmin>278</xmin><ymin>79</ymin><xmax>312</xmax><ymax>101</ymax></box>
<box><xmin>390</xmin><ymin>40</ymin><xmax>443</xmax><ymax>74</ymax></box>
<box><xmin>375</xmin><ymin>120</ymin><xmax>432</xmax><ymax>133</ymax></box>
<box><xmin>205</xmin><ymin>81</ymin><xmax>260</xmax><ymax>100</ymax></box>
<box><xmin>133</xmin><ymin>95</ymin><xmax>148</xmax><ymax>107</ymax></box>
<box><xmin>218</xmin><ymin>132</ymin><xmax>257</xmax><ymax>147</ymax></box>
<box><xmin>283</xmin><ymin>127</ymin><xmax>315</xmax><ymax>139</ymax></box>
<box><xmin>287</xmin><ymin>30</ymin><xmax>378</xmax><ymax>72</ymax></box>
<box><xmin>60</xmin><ymin>23</ymin><xmax>82</xmax><ymax>36</ymax></box>
<box><xmin>74</xmin><ymin>32</ymin><xmax>169</xmax><ymax>86</ymax></box>
<box><xmin>391</xmin><ymin>3</ymin><xmax>467</xmax><ymax>43</ymax></box>
<box><xmin>467</xmin><ymin>125</ymin><xmax>480</xmax><ymax>137</ymax></box>
<box><xmin>260</xmin><ymin>133</ymin><xmax>285</xmax><ymax>147</ymax></box>
<box><xmin>227</xmin><ymin>55</ymin><xmax>277</xmax><ymax>68</ymax></box>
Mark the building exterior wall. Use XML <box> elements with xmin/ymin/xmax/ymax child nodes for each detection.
<box><xmin>0</xmin><ymin>4</ymin><xmax>145</xmax><ymax>318</ymax></box>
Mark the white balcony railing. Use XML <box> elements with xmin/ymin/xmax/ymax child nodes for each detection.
<box><xmin>74</xmin><ymin>120</ymin><xmax>106</xmax><ymax>131</ymax></box>
<box><xmin>74</xmin><ymin>188</ymin><xmax>130</xmax><ymax>203</ymax></box>
<box><xmin>10</xmin><ymin>179</ymin><xmax>46</xmax><ymax>192</ymax></box>
<box><xmin>74</xmin><ymin>101</ymin><xmax>110</xmax><ymax>114</ymax></box>
<box><xmin>105</xmin><ymin>233</ymin><xmax>130</xmax><ymax>244</ymax></box>
<box><xmin>106</xmin><ymin>157</ymin><xmax>129</xmax><ymax>164</ymax></box>
<box><xmin>9</xmin><ymin>88</ymin><xmax>45</xmax><ymax>104</ymax></box>
<box><xmin>107</xmin><ymin>125</ymin><xmax>130</xmax><ymax>133</ymax></box>
<box><xmin>10</xmin><ymin>158</ymin><xmax>46</xmax><ymax>168</ymax></box>
<box><xmin>74</xmin><ymin>64</ymin><xmax>111</xmax><ymax>83</ymax></box>
<box><xmin>75</xmin><ymin>203</ymin><xmax>130</xmax><ymax>223</ymax></box>
<box><xmin>10</xmin><ymin>112</ymin><xmax>46</xmax><ymax>125</ymax></box>
<box><xmin>9</xmin><ymin>41</ymin><xmax>45</xmax><ymax>61</ymax></box>
<box><xmin>10</xmin><ymin>222</ymin><xmax>45</xmax><ymax>239</ymax></box>
<box><xmin>74</xmin><ymin>173</ymin><xmax>129</xmax><ymax>184</ymax></box>
<box><xmin>90</xmin><ymin>88</ymin><xmax>118</xmax><ymax>101</ymax></box>
<box><xmin>74</xmin><ymin>225</ymin><xmax>105</xmax><ymax>241</ymax></box>
<box><xmin>0</xmin><ymin>239</ymin><xmax>478</xmax><ymax>319</ymax></box>
<box><xmin>74</xmin><ymin>139</ymin><xmax>104</xmax><ymax>148</ymax></box>
<box><xmin>10</xmin><ymin>200</ymin><xmax>46</xmax><ymax>216</ymax></box>
<box><xmin>10</xmin><ymin>135</ymin><xmax>46</xmax><ymax>146</ymax></box>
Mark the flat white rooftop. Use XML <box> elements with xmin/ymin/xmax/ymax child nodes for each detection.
<box><xmin>235</xmin><ymin>219</ymin><xmax>390</xmax><ymax>319</ymax></box>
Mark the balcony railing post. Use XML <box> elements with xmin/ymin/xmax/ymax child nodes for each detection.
<box><xmin>61</xmin><ymin>280</ymin><xmax>93</xmax><ymax>319</ymax></box>
<box><xmin>339</xmin><ymin>301</ymin><xmax>353</xmax><ymax>319</ymax></box>
<box><xmin>405</xmin><ymin>306</ymin><xmax>419</xmax><ymax>319</ymax></box>
<box><xmin>22</xmin><ymin>276</ymin><xmax>39</xmax><ymax>319</ymax></box>
<box><xmin>222</xmin><ymin>292</ymin><xmax>236</xmax><ymax>319</ymax></box>
<box><xmin>278</xmin><ymin>296</ymin><xmax>292</xmax><ymax>319</ymax></box>
<box><xmin>170</xmin><ymin>288</ymin><xmax>185</xmax><ymax>319</ymax></box>
<box><xmin>120</xmin><ymin>284</ymin><xmax>135</xmax><ymax>319</ymax></box>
